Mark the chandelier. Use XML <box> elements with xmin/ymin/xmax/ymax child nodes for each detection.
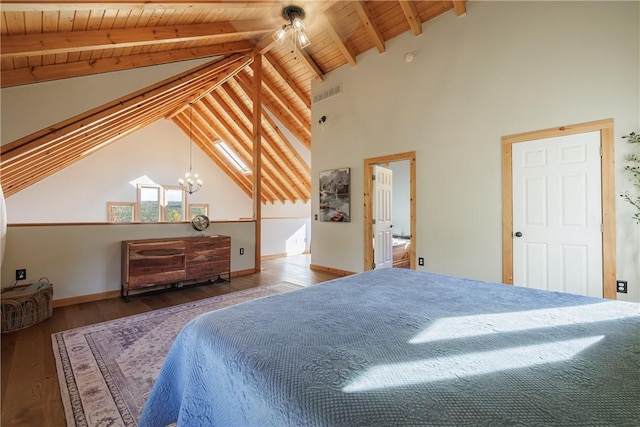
<box><xmin>178</xmin><ymin>104</ymin><xmax>203</xmax><ymax>194</ymax></box>
<box><xmin>273</xmin><ymin>5</ymin><xmax>311</xmax><ymax>49</ymax></box>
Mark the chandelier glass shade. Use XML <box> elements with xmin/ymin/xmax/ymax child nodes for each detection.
<box><xmin>178</xmin><ymin>104</ymin><xmax>203</xmax><ymax>195</ymax></box>
<box><xmin>273</xmin><ymin>5</ymin><xmax>311</xmax><ymax>49</ymax></box>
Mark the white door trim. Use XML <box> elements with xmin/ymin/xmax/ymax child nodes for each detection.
<box><xmin>502</xmin><ymin>119</ymin><xmax>617</xmax><ymax>299</ymax></box>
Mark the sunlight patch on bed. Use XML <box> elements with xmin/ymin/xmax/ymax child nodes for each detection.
<box><xmin>410</xmin><ymin>302</ymin><xmax>637</xmax><ymax>344</ymax></box>
<box><xmin>342</xmin><ymin>335</ymin><xmax>603</xmax><ymax>393</ymax></box>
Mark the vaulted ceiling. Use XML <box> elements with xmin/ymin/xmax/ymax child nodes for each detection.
<box><xmin>0</xmin><ymin>1</ymin><xmax>466</xmax><ymax>202</ymax></box>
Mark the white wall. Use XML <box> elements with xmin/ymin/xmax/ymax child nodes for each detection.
<box><xmin>262</xmin><ymin>218</ymin><xmax>311</xmax><ymax>256</ymax></box>
<box><xmin>0</xmin><ymin>221</ymin><xmax>255</xmax><ymax>300</ymax></box>
<box><xmin>310</xmin><ymin>1</ymin><xmax>640</xmax><ymax>302</ymax></box>
<box><xmin>262</xmin><ymin>201</ymin><xmax>312</xmax><ymax>255</ymax></box>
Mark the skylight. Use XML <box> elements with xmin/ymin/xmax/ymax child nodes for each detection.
<box><xmin>214</xmin><ymin>141</ymin><xmax>251</xmax><ymax>174</ymax></box>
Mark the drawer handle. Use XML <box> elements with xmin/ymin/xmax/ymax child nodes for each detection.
<box><xmin>138</xmin><ymin>249</ymin><xmax>183</xmax><ymax>256</ymax></box>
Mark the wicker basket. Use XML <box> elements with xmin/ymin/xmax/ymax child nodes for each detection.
<box><xmin>1</xmin><ymin>278</ymin><xmax>53</xmax><ymax>333</ymax></box>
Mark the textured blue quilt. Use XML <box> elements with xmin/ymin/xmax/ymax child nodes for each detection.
<box><xmin>140</xmin><ymin>268</ymin><xmax>640</xmax><ymax>426</ymax></box>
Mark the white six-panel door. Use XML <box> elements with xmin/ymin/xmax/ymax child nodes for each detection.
<box><xmin>512</xmin><ymin>131</ymin><xmax>603</xmax><ymax>298</ymax></box>
<box><xmin>373</xmin><ymin>165</ymin><xmax>393</xmax><ymax>269</ymax></box>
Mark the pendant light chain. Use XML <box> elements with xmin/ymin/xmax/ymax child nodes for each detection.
<box><xmin>178</xmin><ymin>102</ymin><xmax>203</xmax><ymax>194</ymax></box>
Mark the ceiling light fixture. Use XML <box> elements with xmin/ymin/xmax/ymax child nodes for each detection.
<box><xmin>178</xmin><ymin>104</ymin><xmax>203</xmax><ymax>194</ymax></box>
<box><xmin>273</xmin><ymin>5</ymin><xmax>311</xmax><ymax>49</ymax></box>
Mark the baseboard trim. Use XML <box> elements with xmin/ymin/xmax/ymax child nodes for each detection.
<box><xmin>261</xmin><ymin>252</ymin><xmax>312</xmax><ymax>261</ymax></box>
<box><xmin>53</xmin><ymin>290</ymin><xmax>121</xmax><ymax>308</ymax></box>
<box><xmin>52</xmin><ymin>270</ymin><xmax>257</xmax><ymax>307</ymax></box>
<box><xmin>261</xmin><ymin>253</ymin><xmax>287</xmax><ymax>260</ymax></box>
<box><xmin>309</xmin><ymin>264</ymin><xmax>356</xmax><ymax>277</ymax></box>
<box><xmin>231</xmin><ymin>268</ymin><xmax>255</xmax><ymax>277</ymax></box>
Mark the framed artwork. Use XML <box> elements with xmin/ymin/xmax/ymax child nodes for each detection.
<box><xmin>107</xmin><ymin>202</ymin><xmax>135</xmax><ymax>223</ymax></box>
<box><xmin>319</xmin><ymin>168</ymin><xmax>350</xmax><ymax>222</ymax></box>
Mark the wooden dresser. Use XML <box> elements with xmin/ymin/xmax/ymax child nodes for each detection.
<box><xmin>121</xmin><ymin>235</ymin><xmax>231</xmax><ymax>300</ymax></box>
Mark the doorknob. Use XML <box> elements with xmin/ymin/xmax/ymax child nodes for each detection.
<box><xmin>514</xmin><ymin>231</ymin><xmax>523</xmax><ymax>237</ymax></box>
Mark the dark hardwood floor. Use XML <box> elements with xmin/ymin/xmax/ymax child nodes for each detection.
<box><xmin>1</xmin><ymin>254</ymin><xmax>339</xmax><ymax>427</ymax></box>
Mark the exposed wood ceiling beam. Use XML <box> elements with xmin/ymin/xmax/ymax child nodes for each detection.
<box><xmin>260</xmin><ymin>67</ymin><xmax>311</xmax><ymax>136</ymax></box>
<box><xmin>3</xmin><ymin>100</ymin><xmax>171</xmax><ymax>196</ymax></box>
<box><xmin>180</xmin><ymin>107</ymin><xmax>276</xmax><ymax>203</ymax></box>
<box><xmin>220</xmin><ymin>82</ymin><xmax>310</xmax><ymax>180</ymax></box>
<box><xmin>212</xmin><ymin>98</ymin><xmax>298</xmax><ymax>203</ymax></box>
<box><xmin>399</xmin><ymin>1</ymin><xmax>423</xmax><ymax>36</ymax></box>
<box><xmin>216</xmin><ymin>84</ymin><xmax>310</xmax><ymax>200</ymax></box>
<box><xmin>252</xmin><ymin>53</ymin><xmax>263</xmax><ymax>268</ymax></box>
<box><xmin>1</xmin><ymin>55</ymin><xmax>247</xmax><ymax>196</ymax></box>
<box><xmin>234</xmin><ymin>73</ymin><xmax>311</xmax><ymax>149</ymax></box>
<box><xmin>263</xmin><ymin>53</ymin><xmax>310</xmax><ymax>109</ymax></box>
<box><xmin>294</xmin><ymin>46</ymin><xmax>324</xmax><ymax>82</ymax></box>
<box><xmin>252</xmin><ymin>33</ymin><xmax>278</xmax><ymax>56</ymax></box>
<box><xmin>3</xmin><ymin>54</ymin><xmax>246</xmax><ymax>158</ymax></box>
<box><xmin>190</xmin><ymin>108</ymin><xmax>274</xmax><ymax>204</ymax></box>
<box><xmin>0</xmin><ymin>0</ymin><xmax>457</xmax><ymax>203</ymax></box>
<box><xmin>1</xmin><ymin>42</ymin><xmax>254</xmax><ymax>88</ymax></box>
<box><xmin>260</xmin><ymin>111</ymin><xmax>312</xmax><ymax>179</ymax></box>
<box><xmin>353</xmin><ymin>1</ymin><xmax>385</xmax><ymax>53</ymax></box>
<box><xmin>2</xmin><ymin>88</ymin><xmax>186</xmax><ymax>185</ymax></box>
<box><xmin>0</xmin><ymin>1</ymin><xmax>281</xmax><ymax>12</ymax></box>
<box><xmin>319</xmin><ymin>14</ymin><xmax>356</xmax><ymax>67</ymax></box>
<box><xmin>197</xmin><ymin>100</ymin><xmax>256</xmax><ymax>168</ymax></box>
<box><xmin>255</xmin><ymin>43</ymin><xmax>323</xmax><ymax>83</ymax></box>
<box><xmin>204</xmin><ymin>93</ymin><xmax>296</xmax><ymax>202</ymax></box>
<box><xmin>180</xmin><ymin>58</ymin><xmax>253</xmax><ymax>106</ymax></box>
<box><xmin>174</xmin><ymin>114</ymin><xmax>256</xmax><ymax>201</ymax></box>
<box><xmin>453</xmin><ymin>1</ymin><xmax>467</xmax><ymax>16</ymax></box>
<box><xmin>1</xmin><ymin>21</ymin><xmax>270</xmax><ymax>58</ymax></box>
<box><xmin>221</xmin><ymin>82</ymin><xmax>310</xmax><ymax>178</ymax></box>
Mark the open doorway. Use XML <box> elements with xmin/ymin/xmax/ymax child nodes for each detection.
<box><xmin>364</xmin><ymin>151</ymin><xmax>416</xmax><ymax>271</ymax></box>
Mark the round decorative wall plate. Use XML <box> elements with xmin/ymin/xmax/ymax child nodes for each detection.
<box><xmin>191</xmin><ymin>214</ymin><xmax>210</xmax><ymax>231</ymax></box>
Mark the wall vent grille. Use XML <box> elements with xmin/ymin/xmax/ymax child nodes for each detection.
<box><xmin>313</xmin><ymin>83</ymin><xmax>342</xmax><ymax>104</ymax></box>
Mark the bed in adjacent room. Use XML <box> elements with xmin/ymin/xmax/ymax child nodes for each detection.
<box><xmin>392</xmin><ymin>238</ymin><xmax>410</xmax><ymax>268</ymax></box>
<box><xmin>140</xmin><ymin>268</ymin><xmax>640</xmax><ymax>426</ymax></box>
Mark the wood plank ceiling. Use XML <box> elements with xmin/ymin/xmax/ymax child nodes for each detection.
<box><xmin>0</xmin><ymin>1</ymin><xmax>466</xmax><ymax>202</ymax></box>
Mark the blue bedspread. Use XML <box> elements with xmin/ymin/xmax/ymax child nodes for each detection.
<box><xmin>140</xmin><ymin>268</ymin><xmax>640</xmax><ymax>426</ymax></box>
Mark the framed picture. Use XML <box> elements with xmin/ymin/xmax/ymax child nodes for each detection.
<box><xmin>107</xmin><ymin>202</ymin><xmax>135</xmax><ymax>223</ymax></box>
<box><xmin>319</xmin><ymin>168</ymin><xmax>350</xmax><ymax>222</ymax></box>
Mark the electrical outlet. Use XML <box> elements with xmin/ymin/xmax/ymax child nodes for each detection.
<box><xmin>239</xmin><ymin>248</ymin><xmax>244</xmax><ymax>255</ymax></box>
<box><xmin>418</xmin><ymin>257</ymin><xmax>424</xmax><ymax>266</ymax></box>
<box><xmin>616</xmin><ymin>280</ymin><xmax>628</xmax><ymax>293</ymax></box>
<box><xmin>16</xmin><ymin>269</ymin><xmax>26</xmax><ymax>281</ymax></box>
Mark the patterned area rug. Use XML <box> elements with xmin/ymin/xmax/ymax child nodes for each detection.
<box><xmin>52</xmin><ymin>283</ymin><xmax>302</xmax><ymax>427</ymax></box>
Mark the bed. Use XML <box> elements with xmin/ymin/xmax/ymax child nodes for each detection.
<box><xmin>392</xmin><ymin>238</ymin><xmax>410</xmax><ymax>268</ymax></box>
<box><xmin>140</xmin><ymin>268</ymin><xmax>640</xmax><ymax>426</ymax></box>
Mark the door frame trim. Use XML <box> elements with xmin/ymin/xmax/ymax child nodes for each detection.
<box><xmin>501</xmin><ymin>118</ymin><xmax>616</xmax><ymax>299</ymax></box>
<box><xmin>364</xmin><ymin>151</ymin><xmax>416</xmax><ymax>271</ymax></box>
